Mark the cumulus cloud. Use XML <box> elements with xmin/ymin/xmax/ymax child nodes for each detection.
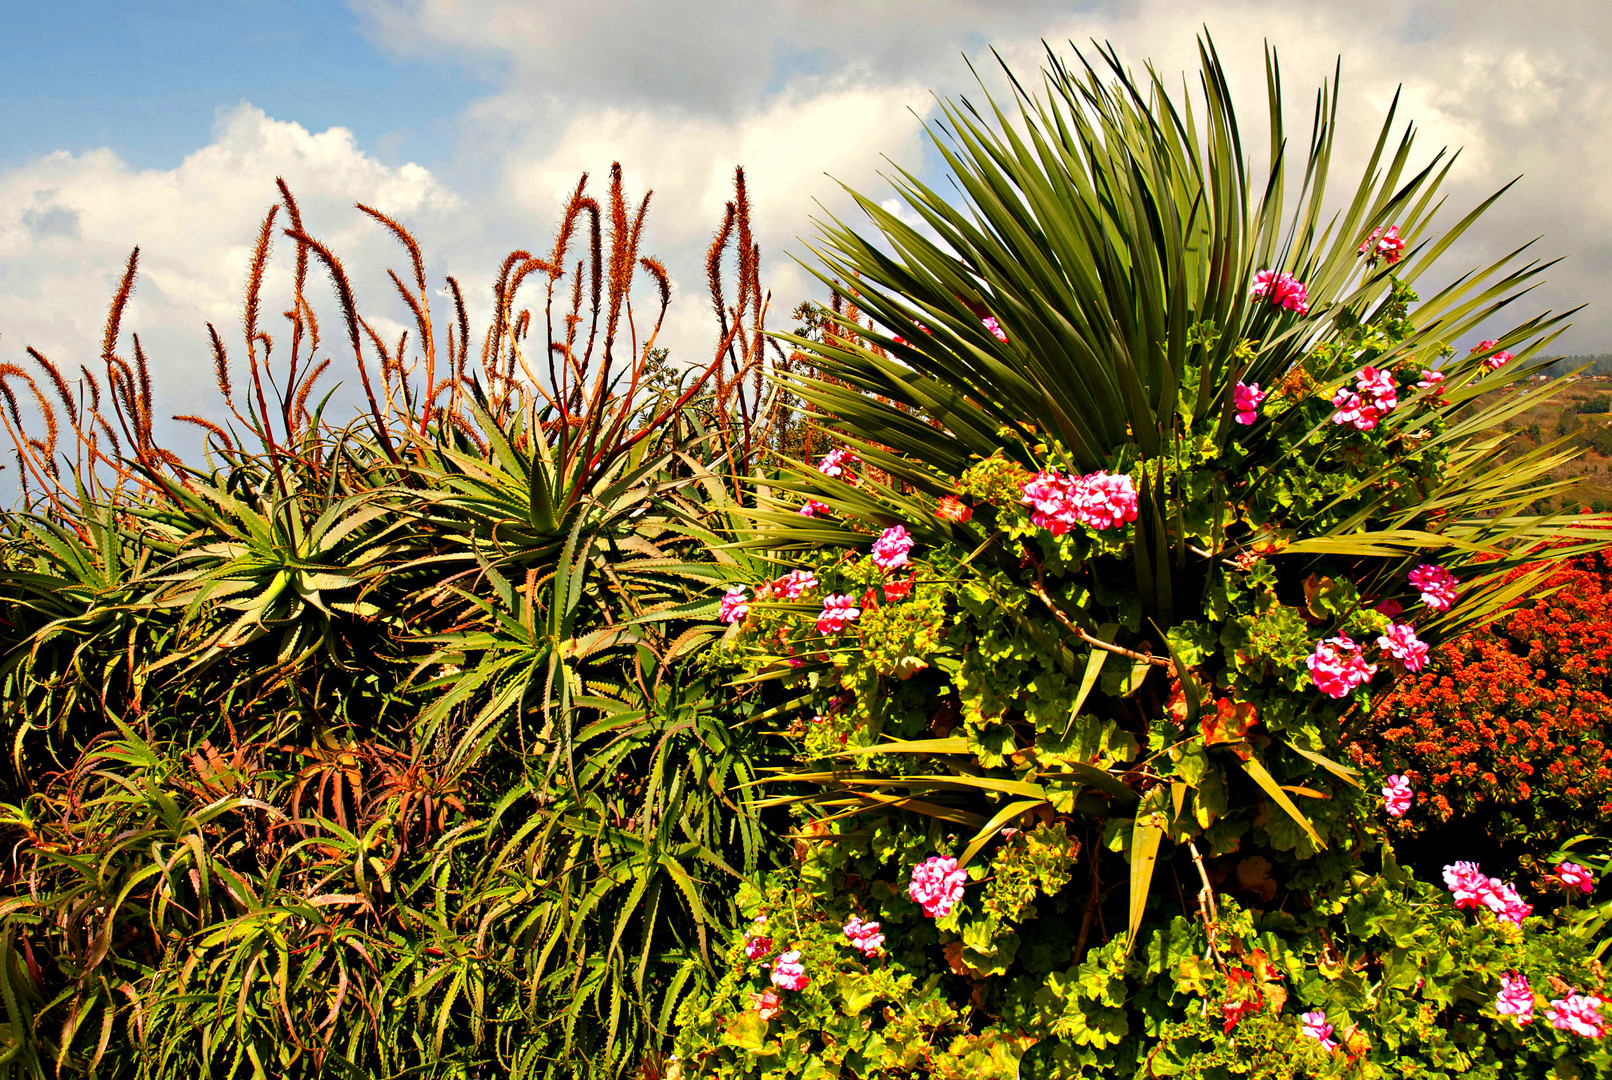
<box><xmin>0</xmin><ymin>103</ymin><xmax>458</xmax><ymax>425</ymax></box>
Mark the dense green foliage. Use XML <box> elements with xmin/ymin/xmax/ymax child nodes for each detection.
<box><xmin>667</xmin><ymin>40</ymin><xmax>1612</xmax><ymax>1079</ymax></box>
<box><xmin>0</xmin><ymin>170</ymin><xmax>782</xmax><ymax>1078</ymax></box>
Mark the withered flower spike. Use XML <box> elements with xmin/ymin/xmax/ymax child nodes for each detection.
<box><xmin>174</xmin><ymin>414</ymin><xmax>236</xmax><ymax>455</ymax></box>
<box><xmin>245</xmin><ymin>204</ymin><xmax>279</xmax><ymax>362</ymax></box>
<box><xmin>102</xmin><ymin>247</ymin><xmax>140</xmax><ymax>365</ymax></box>
<box><xmin>26</xmin><ymin>347</ymin><xmax>77</xmax><ymax>427</ymax></box>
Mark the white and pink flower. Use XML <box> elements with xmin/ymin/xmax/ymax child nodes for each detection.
<box><xmin>1332</xmin><ymin>366</ymin><xmax>1398</xmax><ymax>432</ymax></box>
<box><xmin>1547</xmin><ymin>991</ymin><xmax>1609</xmax><ymax>1038</ymax></box>
<box><xmin>769</xmin><ymin>950</ymin><xmax>809</xmax><ymax>992</ymax></box>
<box><xmin>842</xmin><ymin>916</ymin><xmax>885</xmax><ymax>956</ymax></box>
<box><xmin>1383</xmin><ymin>774</ymin><xmax>1413</xmax><ymax>817</ymax></box>
<box><xmin>1251</xmin><ymin>270</ymin><xmax>1311</xmax><ymax>314</ymax></box>
<box><xmin>749</xmin><ymin>989</ymin><xmax>783</xmax><ymax>1020</ymax></box>
<box><xmin>1496</xmin><ymin>972</ymin><xmax>1534</xmax><ymax>1024</ymax></box>
<box><xmin>982</xmin><ymin>315</ymin><xmax>1009</xmax><ymax>343</ymax></box>
<box><xmin>1556</xmin><ymin>862</ymin><xmax>1596</xmax><ymax>895</ymax></box>
<box><xmin>1470</xmin><ymin>340</ymin><xmax>1515</xmax><ymax>372</ymax></box>
<box><xmin>1359</xmin><ymin>225</ymin><xmax>1406</xmax><ymax>264</ymax></box>
<box><xmin>773</xmin><ymin>569</ymin><xmax>819</xmax><ymax>600</ymax></box>
<box><xmin>1300</xmin><ymin>1010</ymin><xmax>1338</xmax><ymax>1051</ymax></box>
<box><xmin>1408</xmin><ymin>564</ymin><xmax>1459</xmax><ymax>612</ymax></box>
<box><xmin>1307</xmin><ymin>634</ymin><xmax>1377</xmax><ymax>698</ymax></box>
<box><xmin>818</xmin><ymin>448</ymin><xmax>860</xmax><ymax>482</ymax></box>
<box><xmin>816</xmin><ymin>594</ymin><xmax>862</xmax><ymax>634</ymax></box>
<box><xmin>719</xmin><ymin>587</ymin><xmax>750</xmax><ymax>625</ymax></box>
<box><xmin>909</xmin><ymin>855</ymin><xmax>968</xmax><ymax>918</ymax></box>
<box><xmin>799</xmin><ymin>500</ymin><xmax>831</xmax><ymax>518</ymax></box>
<box><xmin>870</xmin><ymin>525</ymin><xmax>915</xmax><ymax>571</ymax></box>
<box><xmin>1378</xmin><ymin>622</ymin><xmax>1430</xmax><ymax>672</ymax></box>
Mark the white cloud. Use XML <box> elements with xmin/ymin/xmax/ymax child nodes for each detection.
<box><xmin>0</xmin><ymin>104</ymin><xmax>458</xmax><ymax>428</ymax></box>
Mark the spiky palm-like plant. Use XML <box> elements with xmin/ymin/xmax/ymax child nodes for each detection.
<box><xmin>748</xmin><ymin>38</ymin><xmax>1608</xmax><ymax>960</ymax></box>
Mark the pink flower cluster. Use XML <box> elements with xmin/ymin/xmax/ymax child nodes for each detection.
<box><xmin>1377</xmin><ymin>622</ymin><xmax>1430</xmax><ymax>671</ymax></box>
<box><xmin>818</xmin><ymin>448</ymin><xmax>859</xmax><ymax>481</ymax></box>
<box><xmin>719</xmin><ymin>587</ymin><xmax>749</xmax><ymax>624</ymax></box>
<box><xmin>1408</xmin><ymin>563</ymin><xmax>1458</xmax><ymax>612</ymax></box>
<box><xmin>1306</xmin><ymin>634</ymin><xmax>1377</xmax><ymax>698</ymax></box>
<box><xmin>1496</xmin><ymin>972</ymin><xmax>1534</xmax><ymax>1024</ymax></box>
<box><xmin>773</xmin><ymin>569</ymin><xmax>819</xmax><ymax>600</ymax></box>
<box><xmin>909</xmin><ymin>855</ymin><xmax>968</xmax><ymax>918</ymax></box>
<box><xmin>1300</xmin><ymin>1010</ymin><xmax>1338</xmax><ymax>1051</ymax></box>
<box><xmin>870</xmin><ymin>525</ymin><xmax>915</xmax><ymax>571</ymax></box>
<box><xmin>799</xmin><ymin>500</ymin><xmax>830</xmax><ymax>518</ymax></box>
<box><xmin>1556</xmin><ymin>862</ymin><xmax>1596</xmax><ymax>894</ymax></box>
<box><xmin>1549</xmin><ymin>991</ymin><xmax>1609</xmax><ymax>1038</ymax></box>
<box><xmin>1359</xmin><ymin>225</ymin><xmax>1406</xmax><ymax>264</ymax></box>
<box><xmin>1020</xmin><ymin>469</ymin><xmax>1139</xmax><ymax>535</ymax></box>
<box><xmin>816</xmin><ymin>594</ymin><xmax>862</xmax><ymax>634</ymax></box>
<box><xmin>1471</xmin><ymin>339</ymin><xmax>1514</xmax><ymax>372</ymax></box>
<box><xmin>842</xmin><ymin>916</ymin><xmax>885</xmax><ymax>956</ymax></box>
<box><xmin>1382</xmin><ymin>774</ymin><xmax>1413</xmax><ymax>817</ymax></box>
<box><xmin>769</xmin><ymin>949</ymin><xmax>809</xmax><ymax>991</ymax></box>
<box><xmin>1251</xmin><ymin>270</ymin><xmax>1311</xmax><ymax>314</ymax></box>
<box><xmin>1332</xmin><ymin>366</ymin><xmax>1398</xmax><ymax>432</ymax></box>
<box><xmin>1442</xmin><ymin>861</ymin><xmax>1533</xmax><ymax>925</ymax></box>
<box><xmin>982</xmin><ymin>315</ymin><xmax>1009</xmax><ymax>343</ymax></box>
<box><xmin>1233</xmin><ymin>381</ymin><xmax>1266</xmax><ymax>425</ymax></box>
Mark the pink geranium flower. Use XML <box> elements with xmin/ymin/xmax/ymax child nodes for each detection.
<box><xmin>908</xmin><ymin>855</ymin><xmax>968</xmax><ymax>918</ymax></box>
<box><xmin>1360</xmin><ymin>225</ymin><xmax>1406</xmax><ymax>264</ymax></box>
<box><xmin>1332</xmin><ymin>366</ymin><xmax>1398</xmax><ymax>431</ymax></box>
<box><xmin>982</xmin><ymin>315</ymin><xmax>1009</xmax><ymax>343</ymax></box>
<box><xmin>719</xmin><ymin>587</ymin><xmax>749</xmax><ymax>624</ymax></box>
<box><xmin>1444</xmin><ymin>861</ymin><xmax>1492</xmax><ymax>909</ymax></box>
<box><xmin>1547</xmin><ymin>992</ymin><xmax>1609</xmax><ymax>1038</ymax></box>
<box><xmin>798</xmin><ymin>500</ymin><xmax>831</xmax><ymax>518</ymax></box>
<box><xmin>816</xmin><ymin>594</ymin><xmax>862</xmax><ymax>634</ymax></box>
<box><xmin>817</xmin><ymin>447</ymin><xmax>859</xmax><ymax>482</ymax></box>
<box><xmin>1415</xmin><ymin>368</ymin><xmax>1448</xmax><ymax>405</ymax></box>
<box><xmin>1485</xmin><ymin>879</ymin><xmax>1532</xmax><ymax>926</ymax></box>
<box><xmin>1233</xmin><ymin>381</ymin><xmax>1266</xmax><ymax>425</ymax></box>
<box><xmin>842</xmin><ymin>916</ymin><xmax>885</xmax><ymax>956</ymax></box>
<box><xmin>1556</xmin><ymin>862</ymin><xmax>1596</xmax><ymax>894</ymax></box>
<box><xmin>1020</xmin><ymin>469</ymin><xmax>1137</xmax><ymax>534</ymax></box>
<box><xmin>749</xmin><ymin>989</ymin><xmax>783</xmax><ymax>1020</ymax></box>
<box><xmin>1408</xmin><ymin>564</ymin><xmax>1459</xmax><ymax>611</ymax></box>
<box><xmin>769</xmin><ymin>950</ymin><xmax>809</xmax><ymax>992</ymax></box>
<box><xmin>1383</xmin><ymin>774</ymin><xmax>1413</xmax><ymax>817</ymax></box>
<box><xmin>1378</xmin><ymin>622</ymin><xmax>1430</xmax><ymax>672</ymax></box>
<box><xmin>1470</xmin><ymin>339</ymin><xmax>1514</xmax><ymax>372</ymax></box>
<box><xmin>1300</xmin><ymin>1010</ymin><xmax>1338</xmax><ymax>1051</ymax></box>
<box><xmin>744</xmin><ymin>932</ymin><xmax>773</xmax><ymax>960</ymax></box>
<box><xmin>1496</xmin><ymin>972</ymin><xmax>1534</xmax><ymax>1024</ymax></box>
<box><xmin>870</xmin><ymin>525</ymin><xmax>915</xmax><ymax>571</ymax></box>
<box><xmin>773</xmin><ymin>569</ymin><xmax>819</xmax><ymax>600</ymax></box>
<box><xmin>1375</xmin><ymin>598</ymin><xmax>1404</xmax><ymax>618</ymax></box>
<box><xmin>1307</xmin><ymin>634</ymin><xmax>1377</xmax><ymax>698</ymax></box>
<box><xmin>1251</xmin><ymin>270</ymin><xmax>1311</xmax><ymax>314</ymax></box>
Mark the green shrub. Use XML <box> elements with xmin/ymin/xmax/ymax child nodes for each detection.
<box><xmin>668</xmin><ymin>38</ymin><xmax>1612</xmax><ymax>1077</ymax></box>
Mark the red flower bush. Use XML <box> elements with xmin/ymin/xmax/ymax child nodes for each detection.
<box><xmin>1353</xmin><ymin>549</ymin><xmax>1612</xmax><ymax>842</ymax></box>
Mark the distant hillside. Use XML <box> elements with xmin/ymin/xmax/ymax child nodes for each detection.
<box><xmin>1539</xmin><ymin>353</ymin><xmax>1612</xmax><ymax>378</ymax></box>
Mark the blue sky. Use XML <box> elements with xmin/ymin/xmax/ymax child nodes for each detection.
<box><xmin>0</xmin><ymin>1</ymin><xmax>479</xmax><ymax>172</ymax></box>
<box><xmin>1</xmin><ymin>0</ymin><xmax>1609</xmax><ymax>433</ymax></box>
